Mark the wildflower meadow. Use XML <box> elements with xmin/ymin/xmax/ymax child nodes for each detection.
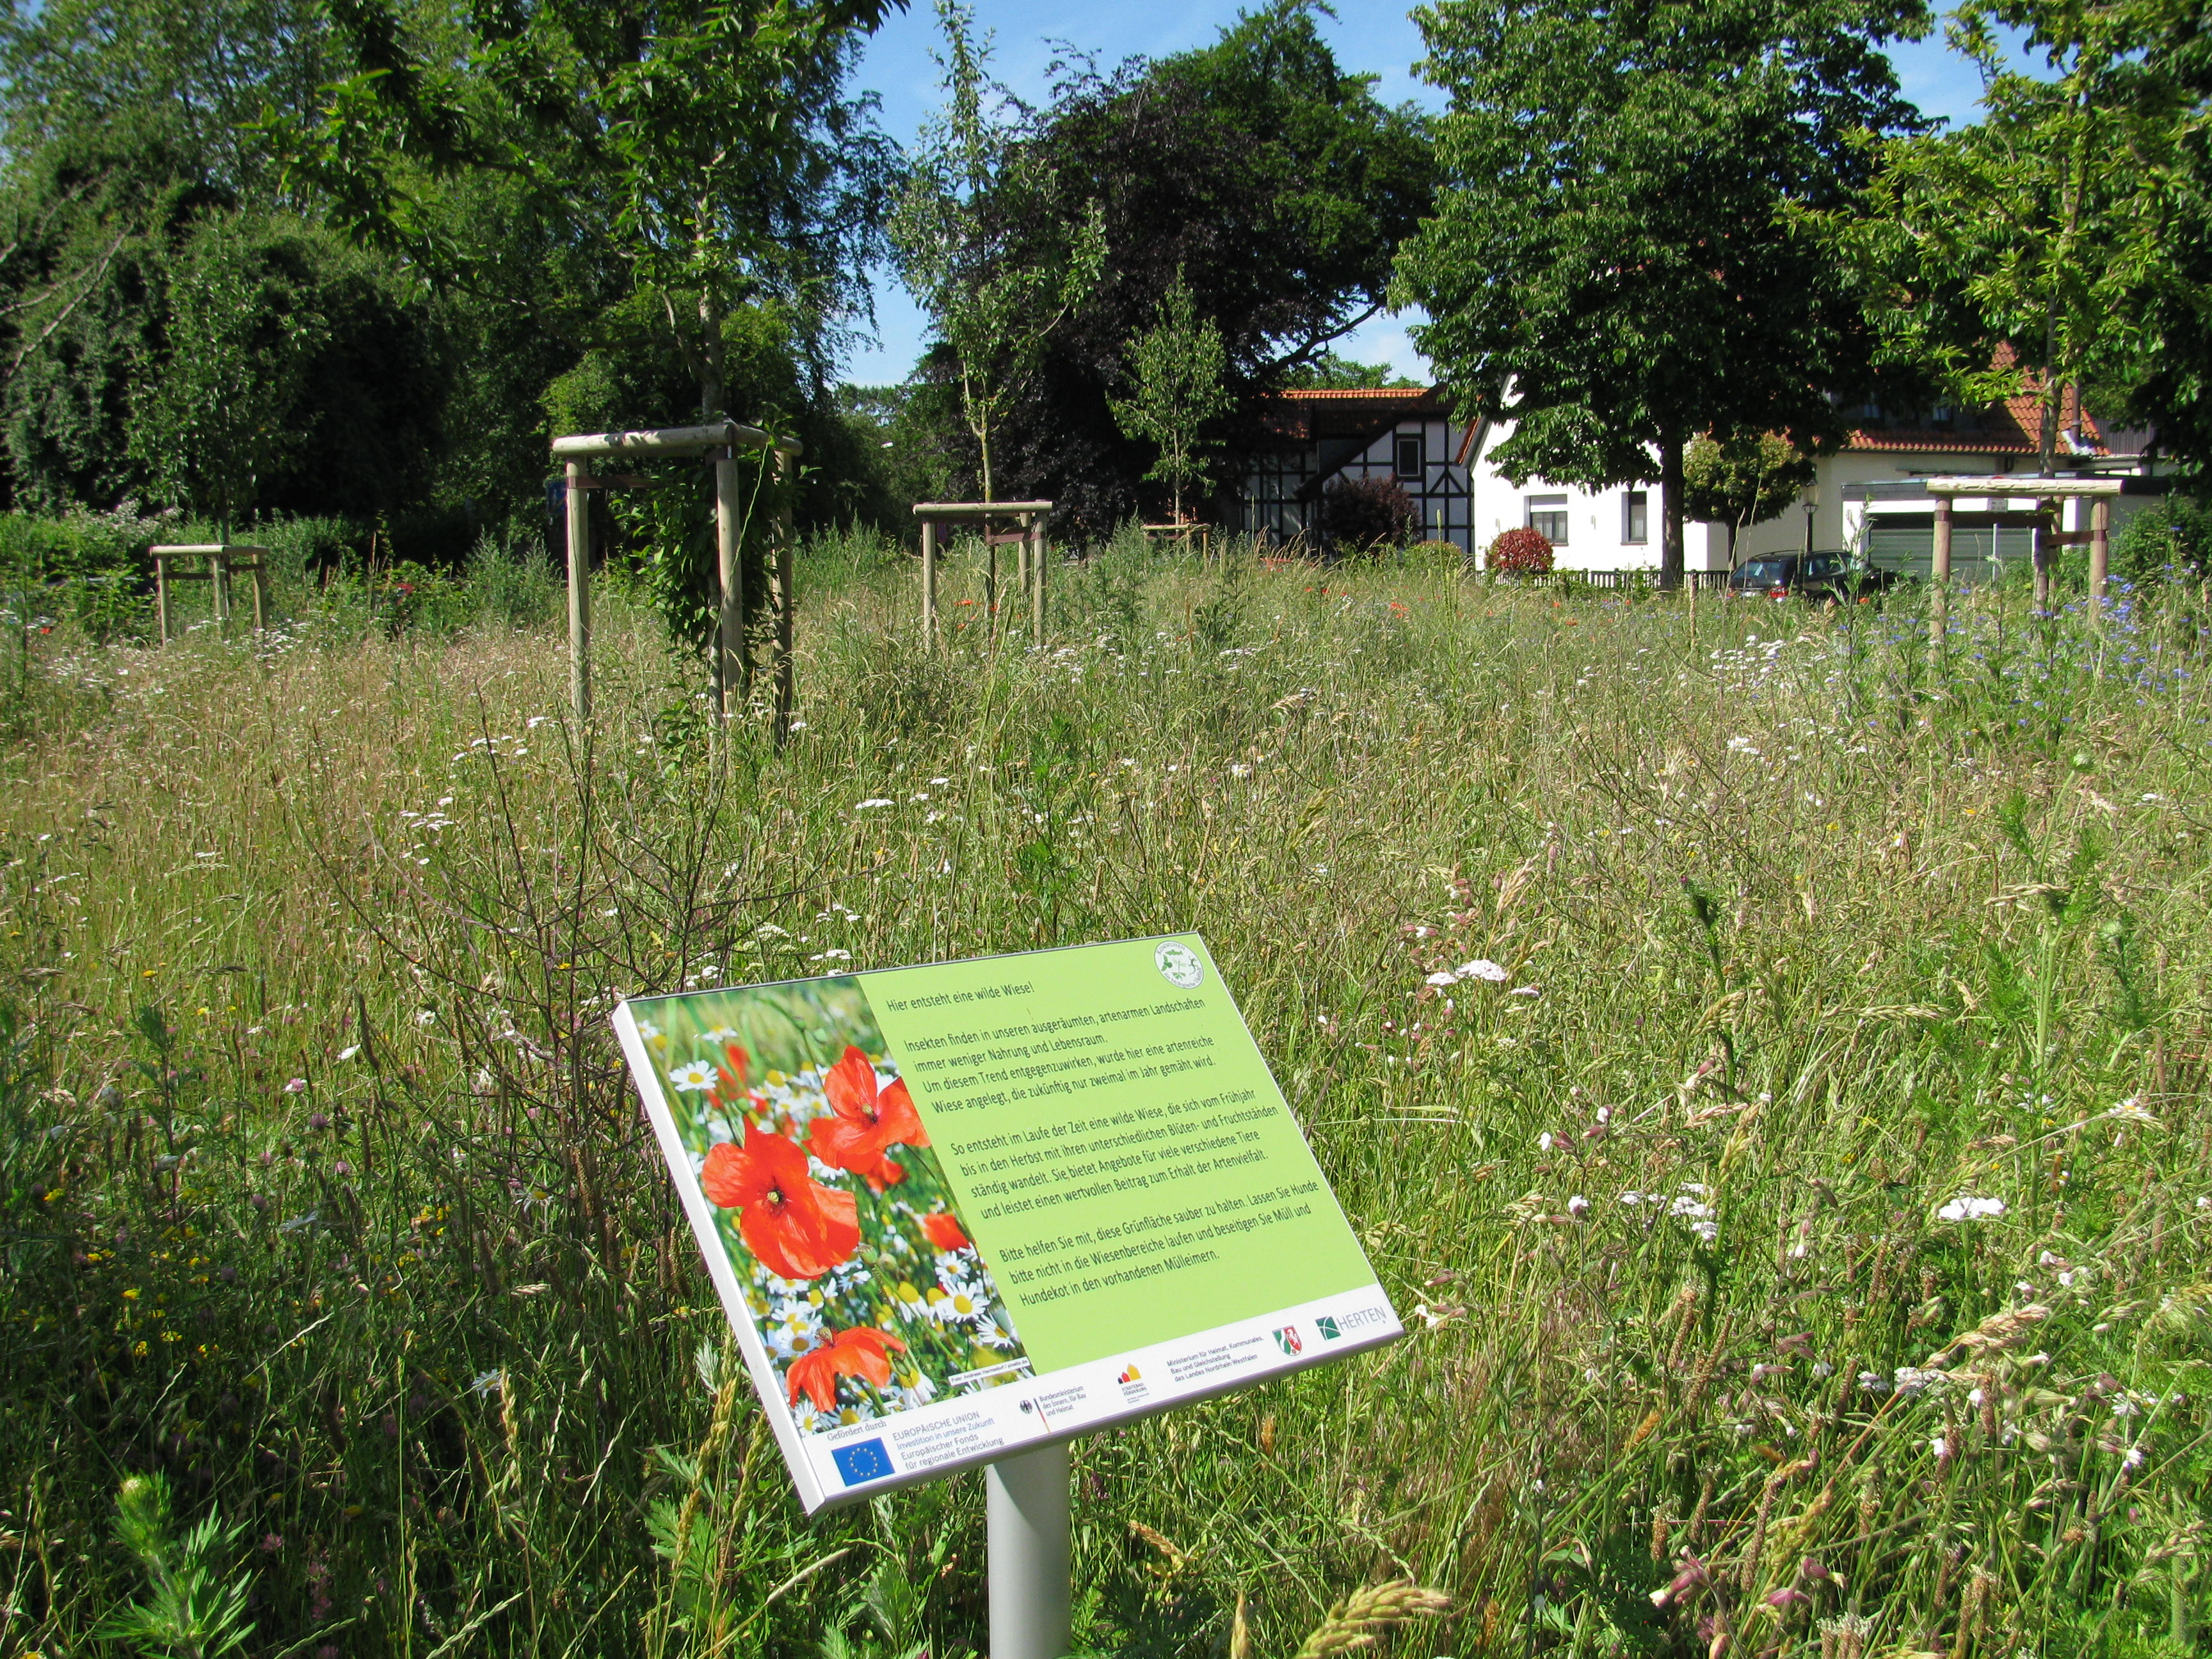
<box><xmin>2</xmin><ymin>530</ymin><xmax>2209</xmax><ymax>1659</ymax></box>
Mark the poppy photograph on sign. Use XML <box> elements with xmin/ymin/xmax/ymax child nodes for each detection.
<box><xmin>630</xmin><ymin>975</ymin><xmax>1029</xmax><ymax>1432</ymax></box>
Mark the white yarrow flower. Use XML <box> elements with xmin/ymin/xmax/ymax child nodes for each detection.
<box><xmin>1937</xmin><ymin>1196</ymin><xmax>2005</xmax><ymax>1222</ymax></box>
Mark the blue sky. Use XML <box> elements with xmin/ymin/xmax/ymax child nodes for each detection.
<box><xmin>839</xmin><ymin>4</ymin><xmax>2019</xmax><ymax>387</ymax></box>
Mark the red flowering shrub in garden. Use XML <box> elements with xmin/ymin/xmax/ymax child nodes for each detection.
<box><xmin>1486</xmin><ymin>526</ymin><xmax>1555</xmax><ymax>575</ymax></box>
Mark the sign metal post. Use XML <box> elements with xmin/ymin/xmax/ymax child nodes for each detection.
<box><xmin>988</xmin><ymin>1443</ymin><xmax>1071</xmax><ymax>1659</ymax></box>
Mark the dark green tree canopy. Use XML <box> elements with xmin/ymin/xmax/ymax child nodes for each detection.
<box><xmin>1397</xmin><ymin>0</ymin><xmax>1928</xmax><ymax>584</ymax></box>
<box><xmin>2111</xmin><ymin>3</ymin><xmax>2212</xmax><ymax>478</ymax></box>
<box><xmin>946</xmin><ymin>0</ymin><xmax>1435</xmax><ymax>533</ymax></box>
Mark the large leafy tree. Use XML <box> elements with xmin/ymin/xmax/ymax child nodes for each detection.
<box><xmin>1397</xmin><ymin>0</ymin><xmax>1927</xmax><ymax>588</ymax></box>
<box><xmin>930</xmin><ymin>0</ymin><xmax>1432</xmax><ymax>534</ymax></box>
<box><xmin>2089</xmin><ymin>2</ymin><xmax>2212</xmax><ymax>479</ymax></box>
<box><xmin>1814</xmin><ymin>1</ymin><xmax>2192</xmax><ymax>474</ymax></box>
<box><xmin>275</xmin><ymin>0</ymin><xmax>899</xmax><ymax>425</ymax></box>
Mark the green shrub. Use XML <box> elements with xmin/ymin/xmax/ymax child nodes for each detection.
<box><xmin>0</xmin><ymin>509</ymin><xmax>164</xmax><ymax>640</ymax></box>
<box><xmin>467</xmin><ymin>528</ymin><xmax>561</xmax><ymax>630</ymax></box>
<box><xmin>2114</xmin><ymin>495</ymin><xmax>2211</xmax><ymax>584</ymax></box>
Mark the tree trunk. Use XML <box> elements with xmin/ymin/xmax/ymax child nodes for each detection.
<box><xmin>698</xmin><ymin>287</ymin><xmax>725</xmax><ymax>421</ymax></box>
<box><xmin>1660</xmin><ymin>435</ymin><xmax>1685</xmax><ymax>592</ymax></box>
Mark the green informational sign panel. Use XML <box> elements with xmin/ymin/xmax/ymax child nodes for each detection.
<box><xmin>614</xmin><ymin>935</ymin><xmax>1399</xmax><ymax>1512</ymax></box>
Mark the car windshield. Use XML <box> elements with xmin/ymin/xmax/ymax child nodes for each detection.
<box><xmin>1738</xmin><ymin>559</ymin><xmax>1792</xmax><ymax>584</ymax></box>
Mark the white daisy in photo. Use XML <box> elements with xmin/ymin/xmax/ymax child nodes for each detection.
<box><xmin>701</xmin><ymin>1026</ymin><xmax>740</xmax><ymax>1046</ymax></box>
<box><xmin>668</xmin><ymin>1059</ymin><xmax>718</xmax><ymax>1093</ymax></box>
<box><xmin>929</xmin><ymin>1276</ymin><xmax>991</xmax><ymax>1331</ymax></box>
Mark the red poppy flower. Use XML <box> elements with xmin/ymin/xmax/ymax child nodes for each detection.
<box><xmin>698</xmin><ymin>1126</ymin><xmax>859</xmax><ymax>1281</ymax></box>
<box><xmin>847</xmin><ymin>1149</ymin><xmax>907</xmax><ymax>1194</ymax></box>
<box><xmin>786</xmin><ymin>1326</ymin><xmax>908</xmax><ymax>1413</ymax></box>
<box><xmin>805</xmin><ymin>1048</ymin><xmax>928</xmax><ymax>1182</ymax></box>
<box><xmin>921</xmin><ymin>1211</ymin><xmax>970</xmax><ymax>1253</ymax></box>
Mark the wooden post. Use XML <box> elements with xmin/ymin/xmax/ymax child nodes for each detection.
<box><xmin>1014</xmin><ymin>514</ymin><xmax>1032</xmax><ymax>623</ymax></box>
<box><xmin>715</xmin><ymin>447</ymin><xmax>743</xmax><ymax>721</ymax></box>
<box><xmin>1030</xmin><ymin>517</ymin><xmax>1046</xmax><ymax>642</ymax></box>
<box><xmin>773</xmin><ymin>447</ymin><xmax>796</xmax><ymax>741</ymax></box>
<box><xmin>212</xmin><ymin>550</ymin><xmax>232</xmax><ymax>632</ymax></box>
<box><xmin>921</xmin><ymin>517</ymin><xmax>938</xmax><ymax>647</ymax></box>
<box><xmin>156</xmin><ymin>554</ymin><xmax>172</xmax><ymax>645</ymax></box>
<box><xmin>984</xmin><ymin>520</ymin><xmax>998</xmax><ymax>641</ymax></box>
<box><xmin>2089</xmin><ymin>494</ymin><xmax>2111</xmax><ymax>614</ymax></box>
<box><xmin>1932</xmin><ymin>494</ymin><xmax>1953</xmax><ymax>637</ymax></box>
<box><xmin>2032</xmin><ymin>499</ymin><xmax>2055</xmax><ymax>612</ymax></box>
<box><xmin>250</xmin><ymin>556</ymin><xmax>267</xmax><ymax>632</ymax></box>
<box><xmin>565</xmin><ymin>460</ymin><xmax>591</xmax><ymax>724</ymax></box>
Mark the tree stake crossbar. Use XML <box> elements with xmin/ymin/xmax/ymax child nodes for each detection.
<box><xmin>913</xmin><ymin>501</ymin><xmax>1054</xmax><ymax>645</ymax></box>
<box><xmin>550</xmin><ymin>421</ymin><xmax>803</xmax><ymax>728</ymax></box>
<box><xmin>150</xmin><ymin>545</ymin><xmax>269</xmax><ymax>642</ymax></box>
<box><xmin>1923</xmin><ymin>475</ymin><xmax>2122</xmax><ymax>629</ymax></box>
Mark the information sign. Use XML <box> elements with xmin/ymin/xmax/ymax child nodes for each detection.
<box><xmin>614</xmin><ymin>934</ymin><xmax>1400</xmax><ymax>1512</ymax></box>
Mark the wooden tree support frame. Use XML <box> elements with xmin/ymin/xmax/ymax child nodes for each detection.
<box><xmin>913</xmin><ymin>501</ymin><xmax>1054</xmax><ymax>647</ymax></box>
<box><xmin>550</xmin><ymin>420</ymin><xmax>803</xmax><ymax>730</ymax></box>
<box><xmin>151</xmin><ymin>545</ymin><xmax>268</xmax><ymax>643</ymax></box>
<box><xmin>1925</xmin><ymin>476</ymin><xmax>2122</xmax><ymax>632</ymax></box>
<box><xmin>1141</xmin><ymin>520</ymin><xmax>1212</xmax><ymax>563</ymax></box>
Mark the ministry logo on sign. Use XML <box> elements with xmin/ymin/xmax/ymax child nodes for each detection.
<box><xmin>1272</xmin><ymin>1326</ymin><xmax>1303</xmax><ymax>1356</ymax></box>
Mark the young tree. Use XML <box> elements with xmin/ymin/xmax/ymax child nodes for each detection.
<box><xmin>890</xmin><ymin>0</ymin><xmax>1105</xmax><ymax>505</ymax></box>
<box><xmin>1108</xmin><ymin>272</ymin><xmax>1233</xmax><ymax>524</ymax></box>
<box><xmin>1812</xmin><ymin>1</ymin><xmax>2191</xmax><ymax>474</ymax></box>
<box><xmin>1397</xmin><ymin>0</ymin><xmax>1927</xmax><ymax>588</ymax></box>
<box><xmin>1682</xmin><ymin>430</ymin><xmax>1822</xmax><ymax>559</ymax></box>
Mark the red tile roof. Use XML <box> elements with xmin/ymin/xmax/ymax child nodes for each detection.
<box><xmin>1848</xmin><ymin>387</ymin><xmax>2104</xmax><ymax>455</ymax></box>
<box><xmin>1262</xmin><ymin>386</ymin><xmax>1451</xmax><ymax>442</ymax></box>
<box><xmin>1264</xmin><ymin>373</ymin><xmax>2107</xmax><ymax>460</ymax></box>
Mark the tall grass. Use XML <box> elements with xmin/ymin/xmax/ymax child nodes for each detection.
<box><xmin>2</xmin><ymin>546</ymin><xmax>2208</xmax><ymax>1659</ymax></box>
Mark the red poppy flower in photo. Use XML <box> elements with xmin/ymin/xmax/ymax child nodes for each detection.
<box><xmin>847</xmin><ymin>1148</ymin><xmax>907</xmax><ymax>1194</ymax></box>
<box><xmin>921</xmin><ymin>1211</ymin><xmax>970</xmax><ymax>1253</ymax></box>
<box><xmin>805</xmin><ymin>1048</ymin><xmax>928</xmax><ymax>1182</ymax></box>
<box><xmin>785</xmin><ymin>1326</ymin><xmax>908</xmax><ymax>1412</ymax></box>
<box><xmin>698</xmin><ymin>1126</ymin><xmax>859</xmax><ymax>1281</ymax></box>
<box><xmin>707</xmin><ymin>1043</ymin><xmax>755</xmax><ymax>1113</ymax></box>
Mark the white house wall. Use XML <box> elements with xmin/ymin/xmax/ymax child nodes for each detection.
<box><xmin>1256</xmin><ymin>404</ymin><xmax>2143</xmax><ymax>574</ymax></box>
<box><xmin>1466</xmin><ymin>420</ymin><xmax>1729</xmax><ymax>572</ymax></box>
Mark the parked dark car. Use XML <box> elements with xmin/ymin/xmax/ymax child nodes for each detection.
<box><xmin>1727</xmin><ymin>551</ymin><xmax>1901</xmax><ymax>602</ymax></box>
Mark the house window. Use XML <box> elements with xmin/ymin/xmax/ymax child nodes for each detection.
<box><xmin>1623</xmin><ymin>490</ymin><xmax>1649</xmax><ymax>544</ymax></box>
<box><xmin>1526</xmin><ymin>493</ymin><xmax>1569</xmax><ymax>544</ymax></box>
<box><xmin>1394</xmin><ymin>433</ymin><xmax>1423</xmax><ymax>479</ymax></box>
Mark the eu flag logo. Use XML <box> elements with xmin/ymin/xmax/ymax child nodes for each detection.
<box><xmin>831</xmin><ymin>1439</ymin><xmax>894</xmax><ymax>1486</ymax></box>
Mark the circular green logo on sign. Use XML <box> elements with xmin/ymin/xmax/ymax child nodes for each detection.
<box><xmin>1155</xmin><ymin>942</ymin><xmax>1203</xmax><ymax>990</ymax></box>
